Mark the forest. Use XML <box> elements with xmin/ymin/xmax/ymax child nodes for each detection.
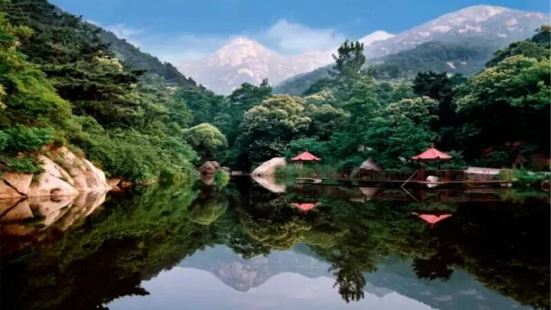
<box><xmin>0</xmin><ymin>0</ymin><xmax>549</xmax><ymax>183</ymax></box>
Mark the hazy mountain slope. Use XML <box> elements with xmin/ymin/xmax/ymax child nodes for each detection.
<box><xmin>273</xmin><ymin>65</ymin><xmax>333</xmax><ymax>95</ymax></box>
<box><xmin>366</xmin><ymin>41</ymin><xmax>495</xmax><ymax>79</ymax></box>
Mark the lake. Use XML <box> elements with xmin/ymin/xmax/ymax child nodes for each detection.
<box><xmin>1</xmin><ymin>177</ymin><xmax>549</xmax><ymax>310</ymax></box>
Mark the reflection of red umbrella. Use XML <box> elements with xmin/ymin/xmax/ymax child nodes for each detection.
<box><xmin>413</xmin><ymin>212</ymin><xmax>452</xmax><ymax>227</ymax></box>
<box><xmin>291</xmin><ymin>202</ymin><xmax>319</xmax><ymax>212</ymax></box>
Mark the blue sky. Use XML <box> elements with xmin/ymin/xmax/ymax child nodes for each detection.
<box><xmin>50</xmin><ymin>0</ymin><xmax>550</xmax><ymax>62</ymax></box>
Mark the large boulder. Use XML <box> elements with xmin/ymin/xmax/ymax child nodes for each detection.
<box><xmin>360</xmin><ymin>159</ymin><xmax>382</xmax><ymax>171</ymax></box>
<box><xmin>252</xmin><ymin>157</ymin><xmax>286</xmax><ymax>177</ymax></box>
<box><xmin>55</xmin><ymin>147</ymin><xmax>110</xmax><ymax>192</ymax></box>
<box><xmin>0</xmin><ymin>181</ymin><xmax>23</xmax><ymax>199</ymax></box>
<box><xmin>0</xmin><ymin>200</ymin><xmax>33</xmax><ymax>223</ymax></box>
<box><xmin>1</xmin><ymin>148</ymin><xmax>111</xmax><ymax>200</ymax></box>
<box><xmin>251</xmin><ymin>174</ymin><xmax>286</xmax><ymax>193</ymax></box>
<box><xmin>28</xmin><ymin>171</ymin><xmax>79</xmax><ymax>198</ymax></box>
<box><xmin>2</xmin><ymin>173</ymin><xmax>33</xmax><ymax>195</ymax></box>
<box><xmin>199</xmin><ymin>161</ymin><xmax>221</xmax><ymax>175</ymax></box>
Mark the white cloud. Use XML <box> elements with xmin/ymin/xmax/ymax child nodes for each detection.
<box><xmin>107</xmin><ymin>23</ymin><xmax>143</xmax><ymax>39</ymax></box>
<box><xmin>138</xmin><ymin>34</ymin><xmax>229</xmax><ymax>63</ymax></box>
<box><xmin>98</xmin><ymin>19</ymin><xmax>346</xmax><ymax>63</ymax></box>
<box><xmin>261</xmin><ymin>19</ymin><xmax>345</xmax><ymax>54</ymax></box>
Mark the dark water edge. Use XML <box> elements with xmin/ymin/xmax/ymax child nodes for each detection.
<box><xmin>1</xmin><ymin>177</ymin><xmax>549</xmax><ymax>310</ymax></box>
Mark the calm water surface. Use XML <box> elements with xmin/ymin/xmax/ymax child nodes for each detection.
<box><xmin>1</xmin><ymin>177</ymin><xmax>549</xmax><ymax>310</ymax></box>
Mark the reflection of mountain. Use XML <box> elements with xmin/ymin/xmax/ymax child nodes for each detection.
<box><xmin>181</xmin><ymin>244</ymin><xmax>330</xmax><ymax>291</ymax></box>
<box><xmin>181</xmin><ymin>244</ymin><xmax>530</xmax><ymax>310</ymax></box>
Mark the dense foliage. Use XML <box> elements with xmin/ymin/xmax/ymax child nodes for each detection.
<box><xmin>222</xmin><ymin>26</ymin><xmax>550</xmax><ymax>171</ymax></box>
<box><xmin>0</xmin><ymin>0</ymin><xmax>226</xmax><ymax>181</ymax></box>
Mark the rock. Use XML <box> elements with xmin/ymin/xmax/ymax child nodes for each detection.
<box><xmin>0</xmin><ymin>198</ymin><xmax>22</xmax><ymax>215</ymax></box>
<box><xmin>2</xmin><ymin>172</ymin><xmax>33</xmax><ymax>195</ymax></box>
<box><xmin>29</xmin><ymin>195</ymin><xmax>75</xmax><ymax>227</ymax></box>
<box><xmin>55</xmin><ymin>147</ymin><xmax>110</xmax><ymax>192</ymax></box>
<box><xmin>55</xmin><ymin>191</ymin><xmax>106</xmax><ymax>231</ymax></box>
<box><xmin>252</xmin><ymin>157</ymin><xmax>286</xmax><ymax>177</ymax></box>
<box><xmin>1</xmin><ymin>148</ymin><xmax>111</xmax><ymax>200</ymax></box>
<box><xmin>0</xmin><ymin>181</ymin><xmax>24</xmax><ymax>199</ymax></box>
<box><xmin>37</xmin><ymin>155</ymin><xmax>75</xmax><ymax>186</ymax></box>
<box><xmin>119</xmin><ymin>181</ymin><xmax>132</xmax><ymax>189</ymax></box>
<box><xmin>199</xmin><ymin>161</ymin><xmax>220</xmax><ymax>175</ymax></box>
<box><xmin>251</xmin><ymin>174</ymin><xmax>286</xmax><ymax>193</ymax></box>
<box><xmin>426</xmin><ymin>175</ymin><xmax>439</xmax><ymax>188</ymax></box>
<box><xmin>359</xmin><ymin>187</ymin><xmax>380</xmax><ymax>201</ymax></box>
<box><xmin>360</xmin><ymin>159</ymin><xmax>382</xmax><ymax>171</ymax></box>
<box><xmin>107</xmin><ymin>177</ymin><xmax>122</xmax><ymax>187</ymax></box>
<box><xmin>0</xmin><ymin>200</ymin><xmax>33</xmax><ymax>223</ymax></box>
<box><xmin>200</xmin><ymin>173</ymin><xmax>215</xmax><ymax>185</ymax></box>
<box><xmin>28</xmin><ymin>172</ymin><xmax>79</xmax><ymax>198</ymax></box>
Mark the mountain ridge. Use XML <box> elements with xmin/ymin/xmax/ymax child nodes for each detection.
<box><xmin>274</xmin><ymin>5</ymin><xmax>548</xmax><ymax>95</ymax></box>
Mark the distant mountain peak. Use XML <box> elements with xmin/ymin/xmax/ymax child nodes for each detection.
<box><xmin>364</xmin><ymin>4</ymin><xmax>548</xmax><ymax>59</ymax></box>
<box><xmin>359</xmin><ymin>30</ymin><xmax>394</xmax><ymax>46</ymax></box>
<box><xmin>178</xmin><ymin>37</ymin><xmax>332</xmax><ymax>94</ymax></box>
<box><xmin>221</xmin><ymin>36</ymin><xmax>268</xmax><ymax>50</ymax></box>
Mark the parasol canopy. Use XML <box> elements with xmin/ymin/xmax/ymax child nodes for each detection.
<box><xmin>291</xmin><ymin>151</ymin><xmax>320</xmax><ymax>162</ymax></box>
<box><xmin>412</xmin><ymin>144</ymin><xmax>452</xmax><ymax>161</ymax></box>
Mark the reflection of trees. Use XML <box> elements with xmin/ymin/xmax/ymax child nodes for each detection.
<box><xmin>239</xmin><ymin>188</ymin><xmax>550</xmax><ymax>308</ymax></box>
<box><xmin>1</xmin><ymin>184</ymin><xmax>220</xmax><ymax>310</ymax></box>
<box><xmin>187</xmin><ymin>186</ymin><xmax>229</xmax><ymax>226</ymax></box>
<box><xmin>2</xmin><ymin>182</ymin><xmax>548</xmax><ymax>309</ymax></box>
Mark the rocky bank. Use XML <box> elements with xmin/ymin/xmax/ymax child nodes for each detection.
<box><xmin>0</xmin><ymin>147</ymin><xmax>111</xmax><ymax>200</ymax></box>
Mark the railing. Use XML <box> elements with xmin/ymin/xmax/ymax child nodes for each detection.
<box><xmin>298</xmin><ymin>169</ymin><xmax>504</xmax><ymax>183</ymax></box>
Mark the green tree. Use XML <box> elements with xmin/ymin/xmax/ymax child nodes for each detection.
<box><xmin>364</xmin><ymin>97</ymin><xmax>438</xmax><ymax>168</ymax></box>
<box><xmin>333</xmin><ymin>40</ymin><xmax>366</xmax><ymax>78</ymax></box>
<box><xmin>236</xmin><ymin>95</ymin><xmax>311</xmax><ymax>166</ymax></box>
<box><xmin>182</xmin><ymin>123</ymin><xmax>227</xmax><ymax>160</ymax></box>
<box><xmin>457</xmin><ymin>55</ymin><xmax>550</xmax><ymax>165</ymax></box>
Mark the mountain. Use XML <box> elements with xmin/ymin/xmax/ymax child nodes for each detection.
<box><xmin>178</xmin><ymin>37</ymin><xmax>333</xmax><ymax>94</ymax></box>
<box><xmin>365</xmin><ymin>5</ymin><xmax>547</xmax><ymax>59</ymax></box>
<box><xmin>366</xmin><ymin>41</ymin><xmax>495</xmax><ymax>79</ymax></box>
<box><xmin>275</xmin><ymin>5</ymin><xmax>548</xmax><ymax>95</ymax></box>
<box><xmin>181</xmin><ymin>245</ymin><xmax>329</xmax><ymax>292</ymax></box>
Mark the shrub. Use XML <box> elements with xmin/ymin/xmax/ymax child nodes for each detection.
<box><xmin>213</xmin><ymin>170</ymin><xmax>230</xmax><ymax>188</ymax></box>
<box><xmin>1</xmin><ymin>155</ymin><xmax>43</xmax><ymax>174</ymax></box>
<box><xmin>1</xmin><ymin>126</ymin><xmax>54</xmax><ymax>153</ymax></box>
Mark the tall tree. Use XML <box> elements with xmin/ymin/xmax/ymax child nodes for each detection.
<box><xmin>333</xmin><ymin>40</ymin><xmax>366</xmax><ymax>79</ymax></box>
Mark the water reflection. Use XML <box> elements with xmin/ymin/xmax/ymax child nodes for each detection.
<box><xmin>0</xmin><ymin>179</ymin><xmax>549</xmax><ymax>310</ymax></box>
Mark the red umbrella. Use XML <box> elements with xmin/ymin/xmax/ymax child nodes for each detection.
<box><xmin>412</xmin><ymin>144</ymin><xmax>452</xmax><ymax>161</ymax></box>
<box><xmin>291</xmin><ymin>151</ymin><xmax>320</xmax><ymax>162</ymax></box>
